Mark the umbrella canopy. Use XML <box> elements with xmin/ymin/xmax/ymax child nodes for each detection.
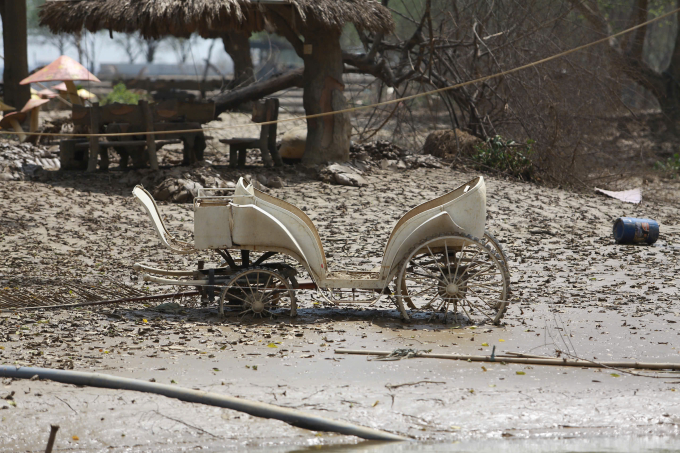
<box><xmin>37</xmin><ymin>89</ymin><xmax>58</xmax><ymax>99</ymax></box>
<box><xmin>77</xmin><ymin>88</ymin><xmax>98</xmax><ymax>100</ymax></box>
<box><xmin>0</xmin><ymin>101</ymin><xmax>16</xmax><ymax>112</ymax></box>
<box><xmin>0</xmin><ymin>111</ymin><xmax>28</xmax><ymax>128</ymax></box>
<box><xmin>20</xmin><ymin>55</ymin><xmax>100</xmax><ymax>85</ymax></box>
<box><xmin>21</xmin><ymin>98</ymin><xmax>51</xmax><ymax>113</ymax></box>
<box><xmin>51</xmin><ymin>82</ymin><xmax>68</xmax><ymax>91</ymax></box>
<box><xmin>39</xmin><ymin>0</ymin><xmax>394</xmax><ymax>38</ymax></box>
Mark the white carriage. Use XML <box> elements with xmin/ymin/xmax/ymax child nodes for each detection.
<box><xmin>133</xmin><ymin>176</ymin><xmax>510</xmax><ymax>324</ymax></box>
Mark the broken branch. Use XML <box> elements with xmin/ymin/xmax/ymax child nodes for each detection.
<box><xmin>336</xmin><ymin>349</ymin><xmax>680</xmax><ymax>371</ymax></box>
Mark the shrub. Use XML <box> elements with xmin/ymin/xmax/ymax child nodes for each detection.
<box><xmin>423</xmin><ymin>129</ymin><xmax>482</xmax><ymax>158</ymax></box>
<box><xmin>655</xmin><ymin>153</ymin><xmax>680</xmax><ymax>176</ymax></box>
<box><xmin>471</xmin><ymin>135</ymin><xmax>534</xmax><ymax>180</ymax></box>
<box><xmin>100</xmin><ymin>83</ymin><xmax>141</xmax><ymax>105</ymax></box>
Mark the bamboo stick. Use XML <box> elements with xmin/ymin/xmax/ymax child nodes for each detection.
<box><xmin>334</xmin><ymin>349</ymin><xmax>680</xmax><ymax>371</ymax></box>
<box><xmin>64</xmin><ymin>80</ymin><xmax>82</xmax><ymax>106</ymax></box>
<box><xmin>0</xmin><ymin>291</ymin><xmax>199</xmax><ymax>312</ymax></box>
<box><xmin>140</xmin><ymin>100</ymin><xmax>159</xmax><ymax>171</ymax></box>
<box><xmin>501</xmin><ymin>352</ymin><xmax>553</xmax><ymax>359</ymax></box>
<box><xmin>8</xmin><ymin>118</ymin><xmax>26</xmax><ymax>142</ymax></box>
<box><xmin>34</xmin><ymin>81</ymin><xmax>72</xmax><ymax>108</ymax></box>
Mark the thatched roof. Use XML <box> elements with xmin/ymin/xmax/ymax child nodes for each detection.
<box><xmin>39</xmin><ymin>0</ymin><xmax>394</xmax><ymax>38</ymax></box>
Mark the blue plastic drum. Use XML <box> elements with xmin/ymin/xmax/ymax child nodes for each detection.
<box><xmin>613</xmin><ymin>217</ymin><xmax>659</xmax><ymax>245</ymax></box>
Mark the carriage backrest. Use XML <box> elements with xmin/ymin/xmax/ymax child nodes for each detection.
<box><xmin>231</xmin><ymin>178</ymin><xmax>327</xmax><ymax>276</ymax></box>
<box><xmin>379</xmin><ymin>177</ymin><xmax>486</xmax><ymax>278</ymax></box>
<box><xmin>233</xmin><ymin>178</ymin><xmax>254</xmax><ymax>204</ymax></box>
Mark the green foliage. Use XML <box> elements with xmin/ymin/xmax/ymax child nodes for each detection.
<box><xmin>100</xmin><ymin>84</ymin><xmax>141</xmax><ymax>106</ymax></box>
<box><xmin>471</xmin><ymin>136</ymin><xmax>535</xmax><ymax>180</ymax></box>
<box><xmin>654</xmin><ymin>153</ymin><xmax>680</xmax><ymax>175</ymax></box>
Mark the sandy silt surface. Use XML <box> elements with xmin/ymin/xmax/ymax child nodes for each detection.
<box><xmin>1</xmin><ymin>166</ymin><xmax>680</xmax><ymax>451</ymax></box>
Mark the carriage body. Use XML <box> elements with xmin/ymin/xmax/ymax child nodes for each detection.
<box><xmin>132</xmin><ymin>175</ymin><xmax>510</xmax><ymax>323</ymax></box>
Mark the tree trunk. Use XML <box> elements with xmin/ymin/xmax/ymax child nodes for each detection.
<box><xmin>144</xmin><ymin>38</ymin><xmax>160</xmax><ymax>63</ymax></box>
<box><xmin>0</xmin><ymin>0</ymin><xmax>31</xmax><ymax>110</ymax></box>
<box><xmin>221</xmin><ymin>31</ymin><xmax>254</xmax><ymax>88</ymax></box>
<box><xmin>300</xmin><ymin>24</ymin><xmax>351</xmax><ymax>164</ymax></box>
<box><xmin>212</xmin><ymin>68</ymin><xmax>303</xmax><ymax>116</ymax></box>
<box><xmin>571</xmin><ymin>0</ymin><xmax>680</xmax><ymax>129</ymax></box>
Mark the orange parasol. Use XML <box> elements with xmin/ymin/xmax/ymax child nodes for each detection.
<box><xmin>0</xmin><ymin>112</ymin><xmax>28</xmax><ymax>142</ymax></box>
<box><xmin>21</xmin><ymin>98</ymin><xmax>50</xmax><ymax>134</ymax></box>
<box><xmin>20</xmin><ymin>56</ymin><xmax>100</xmax><ymax>105</ymax></box>
<box><xmin>37</xmin><ymin>88</ymin><xmax>58</xmax><ymax>99</ymax></box>
<box><xmin>20</xmin><ymin>55</ymin><xmax>100</xmax><ymax>85</ymax></box>
<box><xmin>51</xmin><ymin>82</ymin><xmax>68</xmax><ymax>92</ymax></box>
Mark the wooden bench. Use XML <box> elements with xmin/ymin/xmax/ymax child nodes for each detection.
<box><xmin>219</xmin><ymin>98</ymin><xmax>283</xmax><ymax>168</ymax></box>
<box><xmin>61</xmin><ymin>99</ymin><xmax>215</xmax><ymax>171</ymax></box>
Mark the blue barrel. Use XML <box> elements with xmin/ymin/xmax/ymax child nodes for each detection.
<box><xmin>613</xmin><ymin>217</ymin><xmax>659</xmax><ymax>245</ymax></box>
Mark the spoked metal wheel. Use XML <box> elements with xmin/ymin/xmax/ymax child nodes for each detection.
<box><xmin>396</xmin><ymin>233</ymin><xmax>510</xmax><ymax>325</ymax></box>
<box><xmin>483</xmin><ymin>230</ymin><xmax>510</xmax><ymax>272</ymax></box>
<box><xmin>218</xmin><ymin>267</ymin><xmax>297</xmax><ymax>319</ymax></box>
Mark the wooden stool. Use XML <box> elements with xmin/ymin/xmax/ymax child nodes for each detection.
<box><xmin>220</xmin><ymin>138</ymin><xmax>260</xmax><ymax>168</ymax></box>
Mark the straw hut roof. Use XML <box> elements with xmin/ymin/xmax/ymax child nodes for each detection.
<box><xmin>39</xmin><ymin>0</ymin><xmax>394</xmax><ymax>39</ymax></box>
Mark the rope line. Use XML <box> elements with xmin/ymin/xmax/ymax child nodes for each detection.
<box><xmin>3</xmin><ymin>7</ymin><xmax>677</xmax><ymax>139</ymax></box>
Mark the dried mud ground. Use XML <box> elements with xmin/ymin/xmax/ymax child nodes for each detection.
<box><xmin>1</xmin><ymin>164</ymin><xmax>680</xmax><ymax>452</ymax></box>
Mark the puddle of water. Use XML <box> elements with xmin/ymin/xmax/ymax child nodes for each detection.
<box><xmin>248</xmin><ymin>437</ymin><xmax>680</xmax><ymax>453</ymax></box>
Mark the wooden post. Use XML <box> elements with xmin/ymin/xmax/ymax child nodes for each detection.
<box><xmin>140</xmin><ymin>100</ymin><xmax>159</xmax><ymax>170</ymax></box>
<box><xmin>59</xmin><ymin>139</ymin><xmax>88</xmax><ymax>171</ymax></box>
<box><xmin>266</xmin><ymin>98</ymin><xmax>283</xmax><ymax>166</ymax></box>
<box><xmin>7</xmin><ymin>118</ymin><xmax>26</xmax><ymax>142</ymax></box>
<box><xmin>64</xmin><ymin>80</ymin><xmax>82</xmax><ymax>106</ymax></box>
<box><xmin>300</xmin><ymin>25</ymin><xmax>350</xmax><ymax>164</ymax></box>
<box><xmin>28</xmin><ymin>107</ymin><xmax>41</xmax><ymax>145</ymax></box>
<box><xmin>86</xmin><ymin>102</ymin><xmax>100</xmax><ymax>172</ymax></box>
<box><xmin>45</xmin><ymin>424</ymin><xmax>60</xmax><ymax>453</ymax></box>
<box><xmin>1</xmin><ymin>1</ymin><xmax>31</xmax><ymax>110</ymax></box>
<box><xmin>237</xmin><ymin>144</ymin><xmax>247</xmax><ymax>167</ymax></box>
<box><xmin>99</xmin><ymin>137</ymin><xmax>110</xmax><ymax>171</ymax></box>
<box><xmin>258</xmin><ymin>124</ymin><xmax>273</xmax><ymax>166</ymax></box>
<box><xmin>229</xmin><ymin>145</ymin><xmax>238</xmax><ymax>168</ymax></box>
<box><xmin>29</xmin><ymin>108</ymin><xmax>40</xmax><ymax>133</ymax></box>
<box><xmin>253</xmin><ymin>101</ymin><xmax>273</xmax><ymax>166</ymax></box>
<box><xmin>183</xmin><ymin>133</ymin><xmax>197</xmax><ymax>165</ymax></box>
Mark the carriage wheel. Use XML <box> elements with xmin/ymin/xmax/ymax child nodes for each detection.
<box><xmin>483</xmin><ymin>230</ymin><xmax>510</xmax><ymax>272</ymax></box>
<box><xmin>218</xmin><ymin>267</ymin><xmax>297</xmax><ymax>319</ymax></box>
<box><xmin>396</xmin><ymin>233</ymin><xmax>509</xmax><ymax>325</ymax></box>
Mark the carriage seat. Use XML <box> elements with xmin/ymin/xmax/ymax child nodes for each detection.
<box><xmin>230</xmin><ymin>178</ymin><xmax>328</xmax><ymax>279</ymax></box>
<box><xmin>379</xmin><ymin>176</ymin><xmax>486</xmax><ymax>279</ymax></box>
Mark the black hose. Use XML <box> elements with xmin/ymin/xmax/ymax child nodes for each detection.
<box><xmin>0</xmin><ymin>365</ymin><xmax>407</xmax><ymax>442</ymax></box>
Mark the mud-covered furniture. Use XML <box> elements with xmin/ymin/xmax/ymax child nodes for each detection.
<box><xmin>60</xmin><ymin>99</ymin><xmax>214</xmax><ymax>171</ymax></box>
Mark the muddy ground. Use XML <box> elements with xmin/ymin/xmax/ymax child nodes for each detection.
<box><xmin>1</xmin><ymin>152</ymin><xmax>680</xmax><ymax>451</ymax></box>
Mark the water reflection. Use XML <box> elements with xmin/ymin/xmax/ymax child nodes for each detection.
<box><xmin>250</xmin><ymin>437</ymin><xmax>680</xmax><ymax>453</ymax></box>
